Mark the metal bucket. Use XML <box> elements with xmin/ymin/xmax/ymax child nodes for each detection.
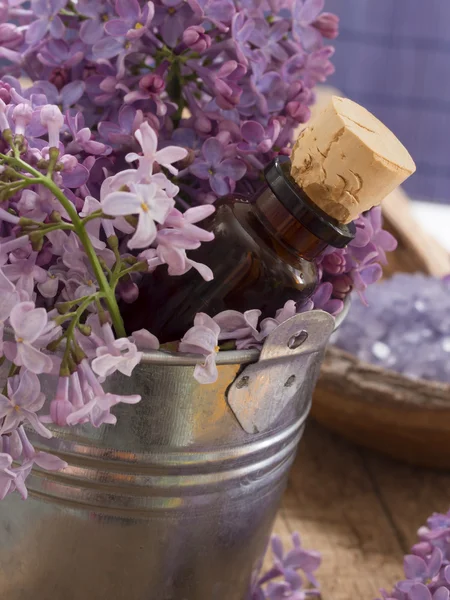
<box><xmin>0</xmin><ymin>310</ymin><xmax>336</xmax><ymax>600</ymax></box>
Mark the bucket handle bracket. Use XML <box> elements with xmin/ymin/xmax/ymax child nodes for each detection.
<box><xmin>226</xmin><ymin>310</ymin><xmax>335</xmax><ymax>434</ymax></box>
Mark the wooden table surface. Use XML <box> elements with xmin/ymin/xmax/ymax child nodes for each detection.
<box><xmin>271</xmin><ymin>420</ymin><xmax>450</xmax><ymax>600</ymax></box>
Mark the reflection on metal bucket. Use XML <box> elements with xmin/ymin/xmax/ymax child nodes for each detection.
<box><xmin>0</xmin><ymin>310</ymin><xmax>335</xmax><ymax>600</ymax></box>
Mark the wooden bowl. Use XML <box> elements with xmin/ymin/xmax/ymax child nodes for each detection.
<box><xmin>312</xmin><ymin>346</ymin><xmax>450</xmax><ymax>469</ymax></box>
<box><xmin>311</xmin><ymin>185</ymin><xmax>450</xmax><ymax>469</ymax></box>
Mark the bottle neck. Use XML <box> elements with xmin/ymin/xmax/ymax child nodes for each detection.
<box><xmin>254</xmin><ymin>185</ymin><xmax>328</xmax><ymax>261</ymax></box>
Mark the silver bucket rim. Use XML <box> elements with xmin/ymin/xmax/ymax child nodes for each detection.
<box><xmin>140</xmin><ymin>298</ymin><xmax>350</xmax><ymax>366</ymax></box>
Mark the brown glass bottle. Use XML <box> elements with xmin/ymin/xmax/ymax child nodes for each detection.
<box><xmin>121</xmin><ymin>157</ymin><xmax>355</xmax><ymax>342</ymax></box>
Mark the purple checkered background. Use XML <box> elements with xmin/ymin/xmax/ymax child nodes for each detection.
<box><xmin>324</xmin><ymin>0</ymin><xmax>450</xmax><ymax>204</ymax></box>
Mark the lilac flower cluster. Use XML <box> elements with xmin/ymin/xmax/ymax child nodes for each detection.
<box><xmin>0</xmin><ymin>0</ymin><xmax>393</xmax><ymax>504</ymax></box>
<box><xmin>316</xmin><ymin>206</ymin><xmax>397</xmax><ymax>313</ymax></box>
<box><xmin>0</xmin><ymin>0</ymin><xmax>338</xmax><ymax>203</ymax></box>
<box><xmin>333</xmin><ymin>273</ymin><xmax>450</xmax><ymax>384</ymax></box>
<box><xmin>250</xmin><ymin>533</ymin><xmax>322</xmax><ymax>599</ymax></box>
<box><xmin>0</xmin><ymin>81</ymin><xmax>215</xmax><ymax>499</ymax></box>
<box><xmin>378</xmin><ymin>508</ymin><xmax>450</xmax><ymax>600</ymax></box>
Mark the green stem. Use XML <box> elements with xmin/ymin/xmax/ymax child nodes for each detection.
<box><xmin>61</xmin><ymin>294</ymin><xmax>98</xmax><ymax>371</ymax></box>
<box><xmin>57</xmin><ymin>293</ymin><xmax>102</xmax><ymax>313</ymax></box>
<box><xmin>28</xmin><ymin>223</ymin><xmax>74</xmax><ymax>235</ymax></box>
<box><xmin>81</xmin><ymin>210</ymin><xmax>106</xmax><ymax>226</ymax></box>
<box><xmin>1</xmin><ymin>154</ymin><xmax>126</xmax><ymax>338</ymax></box>
<box><xmin>112</xmin><ymin>262</ymin><xmax>148</xmax><ymax>288</ymax></box>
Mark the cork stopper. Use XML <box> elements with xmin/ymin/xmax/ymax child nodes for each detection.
<box><xmin>290</xmin><ymin>96</ymin><xmax>416</xmax><ymax>224</ymax></box>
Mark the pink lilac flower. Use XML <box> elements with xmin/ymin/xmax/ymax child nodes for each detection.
<box><xmin>130</xmin><ymin>328</ymin><xmax>160</xmax><ymax>349</ymax></box>
<box><xmin>4</xmin><ymin>302</ymin><xmax>54</xmax><ymax>374</ymax></box>
<box><xmin>153</xmin><ymin>204</ymin><xmax>215</xmax><ymax>277</ymax></box>
<box><xmin>146</xmin><ymin>204</ymin><xmax>216</xmax><ymax>279</ymax></box>
<box><xmin>46</xmin><ymin>376</ymin><xmax>74</xmax><ymax>426</ymax></box>
<box><xmin>179</xmin><ymin>313</ymin><xmax>221</xmax><ymax>384</ymax></box>
<box><xmin>66</xmin><ymin>359</ymin><xmax>141</xmax><ymax>428</ymax></box>
<box><xmin>158</xmin><ymin>205</ymin><xmax>215</xmax><ymax>247</ymax></box>
<box><xmin>12</xmin><ymin>102</ymin><xmax>33</xmax><ymax>135</ymax></box>
<box><xmin>40</xmin><ymin>103</ymin><xmax>64</xmax><ymax>148</ymax></box>
<box><xmin>101</xmin><ymin>181</ymin><xmax>175</xmax><ymax>250</ymax></box>
<box><xmin>0</xmin><ymin>369</ymin><xmax>52</xmax><ymax>438</ymax></box>
<box><xmin>214</xmin><ymin>309</ymin><xmax>262</xmax><ymax>350</ymax></box>
<box><xmin>17</xmin><ymin>426</ymin><xmax>67</xmax><ymax>473</ymax></box>
<box><xmin>320</xmin><ymin>248</ymin><xmax>346</xmax><ymax>276</ymax></box>
<box><xmin>18</xmin><ymin>187</ymin><xmax>64</xmax><ymax>223</ymax></box>
<box><xmin>155</xmin><ymin>244</ymin><xmax>214</xmax><ymax>280</ymax></box>
<box><xmin>59</xmin><ymin>232</ymin><xmax>88</xmax><ymax>272</ymax></box>
<box><xmin>92</xmin><ymin>322</ymin><xmax>142</xmax><ymax>378</ymax></box>
<box><xmin>126</xmin><ymin>121</ymin><xmax>188</xmax><ymax>178</ymax></box>
<box><xmin>1</xmin><ymin>427</ymin><xmax>67</xmax><ymax>500</ymax></box>
<box><xmin>80</xmin><ymin>194</ymin><xmax>133</xmax><ymax>248</ymax></box>
<box><xmin>3</xmin><ymin>252</ymin><xmax>50</xmax><ymax>300</ymax></box>
<box><xmin>64</xmin><ymin>269</ymin><xmax>98</xmax><ymax>302</ymax></box>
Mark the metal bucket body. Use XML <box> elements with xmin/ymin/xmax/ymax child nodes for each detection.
<box><xmin>0</xmin><ymin>311</ymin><xmax>335</xmax><ymax>600</ymax></box>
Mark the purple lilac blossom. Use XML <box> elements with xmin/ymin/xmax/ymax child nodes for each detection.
<box><xmin>0</xmin><ymin>87</ymin><xmax>215</xmax><ymax>499</ymax></box>
<box><xmin>333</xmin><ymin>273</ymin><xmax>450</xmax><ymax>384</ymax></box>
<box><xmin>250</xmin><ymin>532</ymin><xmax>322</xmax><ymax>599</ymax></box>
<box><xmin>178</xmin><ymin>312</ymin><xmax>221</xmax><ymax>383</ymax></box>
<box><xmin>0</xmin><ymin>0</ymin><xmax>388</xmax><ymax>504</ymax></box>
<box><xmin>0</xmin><ymin>0</ymin><xmax>339</xmax><ymax>204</ymax></box>
<box><xmin>377</xmin><ymin>509</ymin><xmax>450</xmax><ymax>600</ymax></box>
